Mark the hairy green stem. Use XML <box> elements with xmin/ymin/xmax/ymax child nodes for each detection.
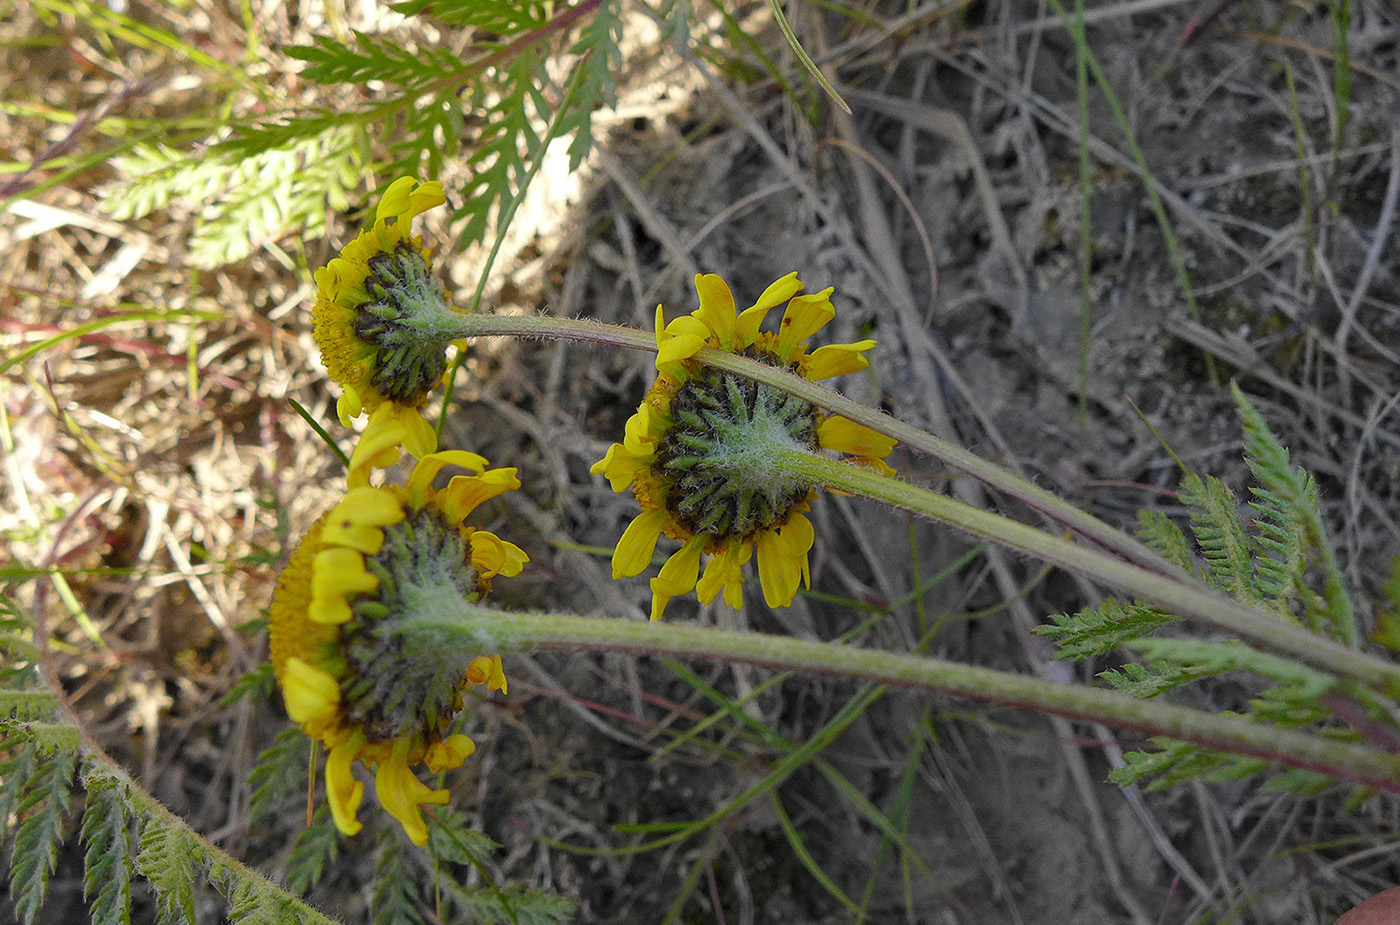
<box><xmin>776</xmin><ymin>447</ymin><xmax>1400</xmax><ymax>693</ymax></box>
<box><xmin>436</xmin><ymin>311</ymin><xmax>1400</xmax><ymax>691</ymax></box>
<box><xmin>444</xmin><ymin>312</ymin><xmax>1171</xmax><ymax>571</ymax></box>
<box><xmin>405</xmin><ymin>606</ymin><xmax>1400</xmax><ymax>795</ymax></box>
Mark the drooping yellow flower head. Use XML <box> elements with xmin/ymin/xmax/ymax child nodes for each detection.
<box><xmin>313</xmin><ymin>177</ymin><xmax>457</xmax><ymax>428</ymax></box>
<box><xmin>269</xmin><ymin>450</ymin><xmax>527</xmax><ymax>845</ymax></box>
<box><xmin>591</xmin><ymin>272</ymin><xmax>896</xmax><ymax>621</ymax></box>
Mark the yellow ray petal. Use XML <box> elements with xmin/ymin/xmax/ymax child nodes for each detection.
<box><xmin>336</xmin><ymin>388</ymin><xmax>364</xmax><ymax>426</ymax></box>
<box><xmin>695</xmin><ymin>540</ymin><xmax>750</xmax><ymax>609</ymax></box>
<box><xmin>374</xmin><ymin>177</ymin><xmax>420</xmax><ymax>223</ymax></box>
<box><xmin>736</xmin><ymin>272</ymin><xmax>804</xmax><ymax>347</ymax></box>
<box><xmin>693</xmin><ymin>273</ymin><xmax>736</xmax><ymax>348</ymax></box>
<box><xmin>425</xmin><ymin>733</ymin><xmax>476</xmax><ymax>774</ymax></box>
<box><xmin>310</xmin><ymin>547</ymin><xmax>378</xmax><ymax>624</ymax></box>
<box><xmin>467</xmin><ymin>654</ymin><xmax>508</xmax><ymax>693</ymax></box>
<box><xmin>776</xmin><ymin>289</ymin><xmax>835</xmax><ymax>359</ymax></box>
<box><xmin>804</xmin><ymin>340</ymin><xmax>876</xmax><ymax>380</ymax></box>
<box><xmin>756</xmin><ymin>515</ymin><xmax>814</xmax><ymax>608</ymax></box>
<box><xmin>649</xmin><ymin>538</ymin><xmax>704</xmax><ymax>621</ymax></box>
<box><xmin>816</xmin><ymin>417</ymin><xmax>898</xmax><ymax>459</ymax></box>
<box><xmin>325</xmin><ymin>732</ymin><xmax>366</xmax><ymax>836</ymax></box>
<box><xmin>621</xmin><ymin>404</ymin><xmax>658</xmax><ymax>455</ymax></box>
<box><xmin>612</xmin><ymin>509</ymin><xmax>668</xmax><ymax>579</ymax></box>
<box><xmin>323</xmin><ymin>487</ymin><xmax>405</xmax><ymax>554</ymax></box>
<box><xmin>374</xmin><ymin>740</ymin><xmax>448</xmax><ymax>846</ymax></box>
<box><xmin>656</xmin><ymin>332</ymin><xmax>707</xmax><ymax>368</ymax></box>
<box><xmin>440</xmin><ymin>468</ymin><xmax>520</xmax><ymax>523</ymax></box>
<box><xmin>407</xmin><ymin>449</ymin><xmax>489</xmax><ymax>503</ymax></box>
<box><xmin>281</xmin><ymin>657</ymin><xmax>341</xmax><ymax>728</ymax></box>
<box><xmin>591</xmin><ymin>444</ymin><xmax>651</xmax><ymax>493</ymax></box>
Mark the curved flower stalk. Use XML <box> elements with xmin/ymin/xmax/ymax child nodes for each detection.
<box><xmin>591</xmin><ymin>272</ymin><xmax>896</xmax><ymax>620</ymax></box>
<box><xmin>313</xmin><ymin>176</ymin><xmax>461</xmax><ymax>429</ymax></box>
<box><xmin>268</xmin><ymin>451</ymin><xmax>527</xmax><ymax>845</ymax></box>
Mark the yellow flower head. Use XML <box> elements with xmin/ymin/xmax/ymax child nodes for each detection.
<box><xmin>591</xmin><ymin>272</ymin><xmax>896</xmax><ymax>621</ymax></box>
<box><xmin>313</xmin><ymin>177</ymin><xmax>458</xmax><ymax>428</ymax></box>
<box><xmin>268</xmin><ymin>450</ymin><xmax>527</xmax><ymax>845</ymax></box>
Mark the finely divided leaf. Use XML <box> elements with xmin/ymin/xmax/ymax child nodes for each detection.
<box><xmin>135</xmin><ymin>817</ymin><xmax>202</xmax><ymax>925</ymax></box>
<box><xmin>442</xmin><ymin>879</ymin><xmax>577</xmax><ymax>925</ymax></box>
<box><xmin>1233</xmin><ymin>383</ymin><xmax>1356</xmax><ymax>644</ymax></box>
<box><xmin>287</xmin><ymin>33</ymin><xmax>462</xmax><ymax>86</ymax></box>
<box><xmin>389</xmin><ymin>0</ymin><xmax>551</xmax><ymax>31</ymax></box>
<box><xmin>81</xmin><ymin>778</ymin><xmax>134</xmax><ymax>925</ymax></box>
<box><xmin>1135</xmin><ymin>509</ymin><xmax>1197</xmax><ymax>574</ymax></box>
<box><xmin>284</xmin><ymin>804</ymin><xmax>339</xmax><ymax>897</ymax></box>
<box><xmin>372</xmin><ymin>828</ymin><xmax>426</xmax><ymax>925</ymax></box>
<box><xmin>1179</xmin><ymin>473</ymin><xmax>1259</xmax><ymax>603</ymax></box>
<box><xmin>1110</xmin><ymin>737</ymin><xmax>1270</xmax><ymax>790</ymax></box>
<box><xmin>8</xmin><ymin>743</ymin><xmax>77</xmax><ymax>923</ymax></box>
<box><xmin>1098</xmin><ymin>661</ymin><xmax>1215</xmax><ymax>699</ymax></box>
<box><xmin>563</xmin><ymin>0</ymin><xmax>623</xmax><ymax>169</ymax></box>
<box><xmin>0</xmin><ymin>745</ymin><xmax>38</xmax><ymax>842</ymax></box>
<box><xmin>1126</xmin><ymin>638</ymin><xmax>1336</xmax><ymax>704</ymax></box>
<box><xmin>249</xmin><ymin>729</ymin><xmax>311</xmax><ymax>823</ymax></box>
<box><xmin>426</xmin><ymin>811</ymin><xmax>496</xmax><ymax>867</ymax></box>
<box><xmin>1034</xmin><ymin>598</ymin><xmax>1177</xmax><ymax>660</ymax></box>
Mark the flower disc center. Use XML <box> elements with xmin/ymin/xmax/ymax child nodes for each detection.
<box><xmin>654</xmin><ymin>366</ymin><xmax>818</xmax><ymax>542</ymax></box>
<box><xmin>353</xmin><ymin>242</ymin><xmax>453</xmax><ymax>404</ymax></box>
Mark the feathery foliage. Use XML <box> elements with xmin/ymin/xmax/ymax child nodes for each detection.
<box><xmin>80</xmin><ymin>772</ymin><xmax>133</xmax><ymax>925</ymax></box>
<box><xmin>283</xmin><ymin>804</ymin><xmax>340</xmax><ymax>897</ymax></box>
<box><xmin>370</xmin><ymin>828</ymin><xmax>423</xmax><ymax>925</ymax></box>
<box><xmin>0</xmin><ymin>601</ymin><xmax>342</xmax><ymax>925</ymax></box>
<box><xmin>7</xmin><ymin>736</ymin><xmax>76</xmax><ymax>923</ymax></box>
<box><xmin>1036</xmin><ymin>385</ymin><xmax>1378</xmax><ymax>793</ymax></box>
<box><xmin>99</xmin><ymin>0</ymin><xmax>638</xmax><ymax>269</ymax></box>
<box><xmin>249</xmin><ymin>728</ymin><xmax>313</xmax><ymax>824</ymax></box>
<box><xmin>104</xmin><ymin>129</ymin><xmax>368</xmax><ymax>268</ymax></box>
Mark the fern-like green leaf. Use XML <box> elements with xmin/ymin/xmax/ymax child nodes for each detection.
<box><xmin>1179</xmin><ymin>473</ymin><xmax>1259</xmax><ymax>602</ymax></box>
<box><xmin>1263</xmin><ymin>767</ymin><xmax>1336</xmax><ymax>797</ymax></box>
<box><xmin>1110</xmin><ymin>737</ymin><xmax>1270</xmax><ymax>790</ymax></box>
<box><xmin>221</xmin><ymin>664</ymin><xmax>275</xmax><ymax>707</ymax></box>
<box><xmin>456</xmin><ymin>49</ymin><xmax>551</xmax><ymax>243</ymax></box>
<box><xmin>563</xmin><ymin>0</ymin><xmax>623</xmax><ymax>169</ymax></box>
<box><xmin>249</xmin><ymin>729</ymin><xmax>311</xmax><ymax>823</ymax></box>
<box><xmin>0</xmin><ymin>689</ymin><xmax>57</xmax><ymax>721</ymax></box>
<box><xmin>81</xmin><ymin>773</ymin><xmax>134</xmax><ymax>925</ymax></box>
<box><xmin>1373</xmin><ymin>557</ymin><xmax>1400</xmax><ymax>654</ymax></box>
<box><xmin>372</xmin><ymin>827</ymin><xmax>425</xmax><ymax>925</ymax></box>
<box><xmin>1127</xmin><ymin>638</ymin><xmax>1337</xmax><ymax>705</ymax></box>
<box><xmin>1034</xmin><ymin>598</ymin><xmax>1177</xmax><ymax>660</ymax></box>
<box><xmin>1247</xmin><ymin>485</ymin><xmax>1304</xmax><ymax>609</ymax></box>
<box><xmin>224</xmin><ymin>876</ymin><xmax>316</xmax><ymax>925</ymax></box>
<box><xmin>1233</xmin><ymin>383</ymin><xmax>1357</xmax><ymax>644</ymax></box>
<box><xmin>1134</xmin><ymin>509</ymin><xmax>1197</xmax><ymax>574</ymax></box>
<box><xmin>3</xmin><ymin>720</ymin><xmax>83</xmax><ymax>754</ymax></box>
<box><xmin>7</xmin><ymin>741</ymin><xmax>76</xmax><ymax>923</ymax></box>
<box><xmin>1097</xmin><ymin>660</ymin><xmax>1215</xmax><ymax>699</ymax></box>
<box><xmin>426</xmin><ymin>811</ymin><xmax>497</xmax><ymax>868</ymax></box>
<box><xmin>103</xmin><ymin>128</ymin><xmax>366</xmax><ymax>267</ymax></box>
<box><xmin>286</xmin><ymin>32</ymin><xmax>463</xmax><ymax>86</ymax></box>
<box><xmin>441</xmin><ymin>878</ymin><xmax>577</xmax><ymax>925</ymax></box>
<box><xmin>135</xmin><ymin>816</ymin><xmax>202</xmax><ymax>925</ymax></box>
<box><xmin>389</xmin><ymin>0</ymin><xmax>551</xmax><ymax>31</ymax></box>
<box><xmin>283</xmin><ymin>803</ymin><xmax>339</xmax><ymax>897</ymax></box>
<box><xmin>0</xmin><ymin>744</ymin><xmax>38</xmax><ymax>842</ymax></box>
